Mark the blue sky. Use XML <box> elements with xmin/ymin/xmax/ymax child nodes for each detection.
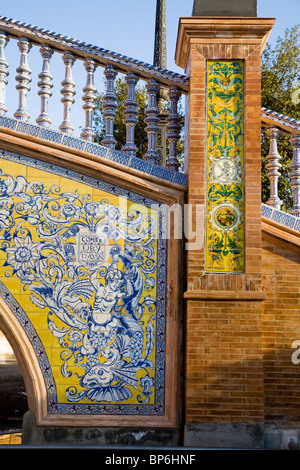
<box><xmin>0</xmin><ymin>0</ymin><xmax>299</xmax><ymax>133</ymax></box>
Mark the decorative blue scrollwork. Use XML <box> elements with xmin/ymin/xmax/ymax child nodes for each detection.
<box><xmin>0</xmin><ymin>168</ymin><xmax>157</xmax><ymax>404</ymax></box>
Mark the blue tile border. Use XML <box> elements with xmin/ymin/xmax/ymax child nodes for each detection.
<box><xmin>130</xmin><ymin>156</ymin><xmax>153</xmax><ymax>174</ymax></box>
<box><xmin>262</xmin><ymin>203</ymin><xmax>300</xmax><ymax>233</ymax></box>
<box><xmin>0</xmin><ymin>115</ymin><xmax>17</xmax><ymax>131</ymax></box>
<box><xmin>0</xmin><ymin>116</ymin><xmax>187</xmax><ymax>188</ymax></box>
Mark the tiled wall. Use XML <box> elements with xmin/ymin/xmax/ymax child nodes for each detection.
<box><xmin>0</xmin><ymin>149</ymin><xmax>168</xmax><ymax>417</ymax></box>
<box><xmin>206</xmin><ymin>61</ymin><xmax>245</xmax><ymax>273</ymax></box>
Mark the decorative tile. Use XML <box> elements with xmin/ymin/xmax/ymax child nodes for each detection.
<box><xmin>61</xmin><ymin>135</ymin><xmax>85</xmax><ymax>150</ymax></box>
<box><xmin>261</xmin><ymin>107</ymin><xmax>300</xmax><ymax>133</ymax></box>
<box><xmin>271</xmin><ymin>209</ymin><xmax>296</xmax><ymax>229</ymax></box>
<box><xmin>150</xmin><ymin>164</ymin><xmax>175</xmax><ymax>182</ymax></box>
<box><xmin>84</xmin><ymin>142</ymin><xmax>108</xmax><ymax>158</ymax></box>
<box><xmin>261</xmin><ymin>204</ymin><xmax>273</xmax><ymax>220</ymax></box>
<box><xmin>107</xmin><ymin>149</ymin><xmax>131</xmax><ymax>166</ymax></box>
<box><xmin>129</xmin><ymin>156</ymin><xmax>153</xmax><ymax>174</ymax></box>
<box><xmin>173</xmin><ymin>172</ymin><xmax>187</xmax><ymax>187</ymax></box>
<box><xmin>40</xmin><ymin>128</ymin><xmax>63</xmax><ymax>144</ymax></box>
<box><xmin>206</xmin><ymin>61</ymin><xmax>245</xmax><ymax>273</ymax></box>
<box><xmin>16</xmin><ymin>121</ymin><xmax>41</xmax><ymax>137</ymax></box>
<box><xmin>0</xmin><ymin>116</ymin><xmax>17</xmax><ymax>130</ymax></box>
<box><xmin>261</xmin><ymin>203</ymin><xmax>300</xmax><ymax>233</ymax></box>
<box><xmin>0</xmin><ymin>150</ymin><xmax>168</xmax><ymax>416</ymax></box>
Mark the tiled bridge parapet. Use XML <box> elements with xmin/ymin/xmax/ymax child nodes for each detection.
<box><xmin>0</xmin><ymin>123</ymin><xmax>185</xmax><ymax>443</ymax></box>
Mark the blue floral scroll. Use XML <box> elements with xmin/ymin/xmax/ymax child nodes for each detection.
<box><xmin>0</xmin><ymin>150</ymin><xmax>167</xmax><ymax>416</ymax></box>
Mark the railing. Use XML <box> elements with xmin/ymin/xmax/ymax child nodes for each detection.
<box><xmin>1</xmin><ymin>17</ymin><xmax>300</xmax><ymax>213</ymax></box>
<box><xmin>261</xmin><ymin>107</ymin><xmax>300</xmax><ymax>218</ymax></box>
<box><xmin>0</xmin><ymin>16</ymin><xmax>188</xmax><ymax>178</ymax></box>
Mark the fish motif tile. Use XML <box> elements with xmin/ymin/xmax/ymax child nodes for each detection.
<box><xmin>0</xmin><ymin>151</ymin><xmax>167</xmax><ymax>416</ymax></box>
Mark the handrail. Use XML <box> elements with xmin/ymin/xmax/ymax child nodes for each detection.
<box><xmin>261</xmin><ymin>107</ymin><xmax>300</xmax><ymax>135</ymax></box>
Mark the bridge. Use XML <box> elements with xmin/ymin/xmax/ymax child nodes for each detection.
<box><xmin>0</xmin><ymin>1</ymin><xmax>299</xmax><ymax>449</ymax></box>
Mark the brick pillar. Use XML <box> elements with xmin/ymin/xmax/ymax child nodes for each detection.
<box><xmin>175</xmin><ymin>17</ymin><xmax>274</xmax><ymax>447</ymax></box>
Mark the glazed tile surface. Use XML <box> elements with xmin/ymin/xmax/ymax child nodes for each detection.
<box><xmin>0</xmin><ymin>150</ymin><xmax>167</xmax><ymax>416</ymax></box>
<box><xmin>206</xmin><ymin>61</ymin><xmax>245</xmax><ymax>273</ymax></box>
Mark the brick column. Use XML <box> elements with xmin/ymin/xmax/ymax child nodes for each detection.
<box><xmin>176</xmin><ymin>17</ymin><xmax>274</xmax><ymax>447</ymax></box>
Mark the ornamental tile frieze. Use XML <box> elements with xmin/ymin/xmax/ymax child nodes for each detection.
<box><xmin>206</xmin><ymin>61</ymin><xmax>245</xmax><ymax>273</ymax></box>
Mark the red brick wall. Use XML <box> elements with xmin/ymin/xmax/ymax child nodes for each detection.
<box><xmin>262</xmin><ymin>231</ymin><xmax>300</xmax><ymax>424</ymax></box>
<box><xmin>185</xmin><ymin>299</ymin><xmax>264</xmax><ymax>423</ymax></box>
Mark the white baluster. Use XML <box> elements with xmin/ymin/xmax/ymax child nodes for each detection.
<box><xmin>101</xmin><ymin>65</ymin><xmax>118</xmax><ymax>150</ymax></box>
<box><xmin>145</xmin><ymin>79</ymin><xmax>160</xmax><ymax>164</ymax></box>
<box><xmin>289</xmin><ymin>135</ymin><xmax>300</xmax><ymax>217</ymax></box>
<box><xmin>166</xmin><ymin>86</ymin><xmax>181</xmax><ymax>172</ymax></box>
<box><xmin>14</xmin><ymin>37</ymin><xmax>32</xmax><ymax>121</ymax></box>
<box><xmin>36</xmin><ymin>45</ymin><xmax>53</xmax><ymax>127</ymax></box>
<box><xmin>81</xmin><ymin>58</ymin><xmax>97</xmax><ymax>141</ymax></box>
<box><xmin>0</xmin><ymin>31</ymin><xmax>9</xmax><ymax>116</ymax></box>
<box><xmin>122</xmin><ymin>72</ymin><xmax>138</xmax><ymax>157</ymax></box>
<box><xmin>59</xmin><ymin>52</ymin><xmax>76</xmax><ymax>134</ymax></box>
<box><xmin>265</xmin><ymin>126</ymin><xmax>282</xmax><ymax>209</ymax></box>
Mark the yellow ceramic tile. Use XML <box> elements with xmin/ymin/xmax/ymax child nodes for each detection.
<box><xmin>59</xmin><ymin>177</ymin><xmax>91</xmax><ymax>195</ymax></box>
<box><xmin>35</xmin><ymin>328</ymin><xmax>53</xmax><ymax>349</ymax></box>
<box><xmin>0</xmin><ymin>162</ymin><xmax>27</xmax><ymax>177</ymax></box>
<box><xmin>206</xmin><ymin>61</ymin><xmax>245</xmax><ymax>273</ymax></box>
<box><xmin>0</xmin><ymin>276</ymin><xmax>21</xmax><ymax>295</ymax></box>
<box><xmin>19</xmin><ymin>293</ymin><xmax>46</xmax><ymax>315</ymax></box>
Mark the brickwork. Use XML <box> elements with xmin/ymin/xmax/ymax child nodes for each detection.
<box><xmin>185</xmin><ymin>299</ymin><xmax>264</xmax><ymax>422</ymax></box>
<box><xmin>176</xmin><ymin>17</ymin><xmax>275</xmax><ymax>427</ymax></box>
<box><xmin>262</xmin><ymin>229</ymin><xmax>300</xmax><ymax>424</ymax></box>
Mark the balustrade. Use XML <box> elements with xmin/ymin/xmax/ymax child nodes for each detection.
<box><xmin>6</xmin><ymin>16</ymin><xmax>300</xmax><ymax>210</ymax></box>
<box><xmin>265</xmin><ymin>126</ymin><xmax>282</xmax><ymax>210</ymax></box>
<box><xmin>122</xmin><ymin>72</ymin><xmax>139</xmax><ymax>157</ymax></box>
<box><xmin>0</xmin><ymin>17</ymin><xmax>187</xmax><ymax>177</ymax></box>
<box><xmin>81</xmin><ymin>58</ymin><xmax>97</xmax><ymax>142</ymax></box>
<box><xmin>262</xmin><ymin>109</ymin><xmax>300</xmax><ymax>218</ymax></box>
<box><xmin>59</xmin><ymin>52</ymin><xmax>76</xmax><ymax>134</ymax></box>
<box><xmin>166</xmin><ymin>86</ymin><xmax>181</xmax><ymax>172</ymax></box>
<box><xmin>145</xmin><ymin>79</ymin><xmax>160</xmax><ymax>164</ymax></box>
<box><xmin>101</xmin><ymin>65</ymin><xmax>118</xmax><ymax>150</ymax></box>
<box><xmin>290</xmin><ymin>135</ymin><xmax>300</xmax><ymax>217</ymax></box>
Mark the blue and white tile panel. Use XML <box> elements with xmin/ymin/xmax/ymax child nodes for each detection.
<box><xmin>262</xmin><ymin>203</ymin><xmax>300</xmax><ymax>233</ymax></box>
<box><xmin>0</xmin><ymin>115</ymin><xmax>187</xmax><ymax>187</ymax></box>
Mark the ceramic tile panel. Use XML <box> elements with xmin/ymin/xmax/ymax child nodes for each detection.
<box><xmin>0</xmin><ymin>149</ymin><xmax>168</xmax><ymax>417</ymax></box>
<box><xmin>206</xmin><ymin>61</ymin><xmax>245</xmax><ymax>273</ymax></box>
